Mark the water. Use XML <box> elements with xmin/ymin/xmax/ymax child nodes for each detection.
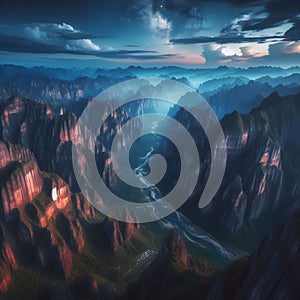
<box><xmin>133</xmin><ymin>136</ymin><xmax>246</xmax><ymax>266</ymax></box>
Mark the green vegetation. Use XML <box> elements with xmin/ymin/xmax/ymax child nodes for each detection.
<box><xmin>0</xmin><ymin>161</ymin><xmax>22</xmax><ymax>183</ymax></box>
<box><xmin>5</xmin><ymin>267</ymin><xmax>59</xmax><ymax>300</ymax></box>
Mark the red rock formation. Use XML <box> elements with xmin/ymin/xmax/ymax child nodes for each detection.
<box><xmin>1</xmin><ymin>161</ymin><xmax>43</xmax><ymax>216</ymax></box>
<box><xmin>102</xmin><ymin>211</ymin><xmax>140</xmax><ymax>252</ymax></box>
<box><xmin>0</xmin><ymin>273</ymin><xmax>11</xmax><ymax>293</ymax></box>
<box><xmin>51</xmin><ymin>177</ymin><xmax>71</xmax><ymax>210</ymax></box>
<box><xmin>0</xmin><ymin>97</ymin><xmax>79</xmax><ymax>191</ymax></box>
<box><xmin>0</xmin><ymin>142</ymin><xmax>10</xmax><ymax>168</ymax></box>
<box><xmin>58</xmin><ymin>242</ymin><xmax>73</xmax><ymax>279</ymax></box>
<box><xmin>0</xmin><ymin>238</ymin><xmax>17</xmax><ymax>293</ymax></box>
<box><xmin>161</xmin><ymin>230</ymin><xmax>188</xmax><ymax>268</ymax></box>
<box><xmin>0</xmin><ymin>141</ymin><xmax>35</xmax><ymax>169</ymax></box>
<box><xmin>55</xmin><ymin>213</ymin><xmax>85</xmax><ymax>252</ymax></box>
<box><xmin>72</xmin><ymin>193</ymin><xmax>95</xmax><ymax>219</ymax></box>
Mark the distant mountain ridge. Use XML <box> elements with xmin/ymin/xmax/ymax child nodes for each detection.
<box><xmin>0</xmin><ymin>64</ymin><xmax>299</xmax><ymax>120</ymax></box>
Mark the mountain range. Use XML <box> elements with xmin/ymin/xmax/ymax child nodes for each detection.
<box><xmin>0</xmin><ymin>66</ymin><xmax>299</xmax><ymax>299</ymax></box>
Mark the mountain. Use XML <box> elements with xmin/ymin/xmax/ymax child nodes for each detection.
<box><xmin>203</xmin><ymin>79</ymin><xmax>300</xmax><ymax>118</ymax></box>
<box><xmin>0</xmin><ymin>74</ymin><xmax>134</xmax><ymax>115</ymax></box>
<box><xmin>0</xmin><ymin>65</ymin><xmax>299</xmax><ymax>120</ymax></box>
<box><xmin>256</xmin><ymin>73</ymin><xmax>300</xmax><ymax>87</ymax></box>
<box><xmin>0</xmin><ymin>139</ymin><xmax>93</xmax><ymax>292</ymax></box>
<box><xmin>0</xmin><ymin>136</ymin><xmax>156</xmax><ymax>299</ymax></box>
<box><xmin>0</xmin><ymin>97</ymin><xmax>78</xmax><ymax>191</ymax></box>
<box><xmin>0</xmin><ymin>95</ymin><xmax>239</xmax><ymax>299</ymax></box>
<box><xmin>0</xmin><ymin>66</ymin><xmax>300</xmax><ymax>299</ymax></box>
<box><xmin>122</xmin><ymin>230</ymin><xmax>214</xmax><ymax>300</ymax></box>
<box><xmin>197</xmin><ymin>76</ymin><xmax>249</xmax><ymax>94</ymax></box>
<box><xmin>205</xmin><ymin>208</ymin><xmax>300</xmax><ymax>299</ymax></box>
<box><xmin>123</xmin><ymin>206</ymin><xmax>300</xmax><ymax>300</ymax></box>
<box><xmin>162</xmin><ymin>92</ymin><xmax>300</xmax><ymax>252</ymax></box>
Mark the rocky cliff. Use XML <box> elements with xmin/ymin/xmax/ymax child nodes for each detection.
<box><xmin>0</xmin><ymin>141</ymin><xmax>43</xmax><ymax>217</ymax></box>
<box><xmin>165</xmin><ymin>92</ymin><xmax>300</xmax><ymax>251</ymax></box>
<box><xmin>0</xmin><ymin>134</ymin><xmax>143</xmax><ymax>297</ymax></box>
<box><xmin>0</xmin><ymin>97</ymin><xmax>78</xmax><ymax>191</ymax></box>
<box><xmin>0</xmin><ymin>73</ymin><xmax>135</xmax><ymax>116</ymax></box>
<box><xmin>0</xmin><ymin>139</ymin><xmax>87</xmax><ymax>289</ymax></box>
<box><xmin>205</xmin><ymin>208</ymin><xmax>300</xmax><ymax>299</ymax></box>
<box><xmin>102</xmin><ymin>213</ymin><xmax>140</xmax><ymax>252</ymax></box>
<box><xmin>122</xmin><ymin>230</ymin><xmax>214</xmax><ymax>300</ymax></box>
<box><xmin>123</xmin><ymin>207</ymin><xmax>300</xmax><ymax>300</ymax></box>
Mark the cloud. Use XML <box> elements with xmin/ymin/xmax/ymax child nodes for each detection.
<box><xmin>201</xmin><ymin>44</ymin><xmax>254</xmax><ymax>66</ymax></box>
<box><xmin>284</xmin><ymin>19</ymin><xmax>300</xmax><ymax>41</ymax></box>
<box><xmin>224</xmin><ymin>0</ymin><xmax>300</xmax><ymax>42</ymax></box>
<box><xmin>24</xmin><ymin>22</ymin><xmax>102</xmax><ymax>51</ymax></box>
<box><xmin>170</xmin><ymin>34</ymin><xmax>281</xmax><ymax>45</ymax></box>
<box><xmin>170</xmin><ymin>0</ymin><xmax>300</xmax><ymax>44</ymax></box>
<box><xmin>200</xmin><ymin>41</ymin><xmax>300</xmax><ymax>67</ymax></box>
<box><xmin>170</xmin><ymin>1</ymin><xmax>300</xmax><ymax>46</ymax></box>
<box><xmin>125</xmin><ymin>45</ymin><xmax>141</xmax><ymax>48</ymax></box>
<box><xmin>241</xmin><ymin>0</ymin><xmax>300</xmax><ymax>31</ymax></box>
<box><xmin>65</xmin><ymin>39</ymin><xmax>101</xmax><ymax>52</ymax></box>
<box><xmin>0</xmin><ymin>22</ymin><xmax>179</xmax><ymax>61</ymax></box>
<box><xmin>269</xmin><ymin>41</ymin><xmax>300</xmax><ymax>55</ymax></box>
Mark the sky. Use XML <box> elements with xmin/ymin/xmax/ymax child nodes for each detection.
<box><xmin>0</xmin><ymin>0</ymin><xmax>299</xmax><ymax>68</ymax></box>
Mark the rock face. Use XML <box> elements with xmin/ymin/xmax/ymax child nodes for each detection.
<box><xmin>0</xmin><ymin>95</ymin><xmax>147</xmax><ymax>296</ymax></box>
<box><xmin>102</xmin><ymin>214</ymin><xmax>140</xmax><ymax>252</ymax></box>
<box><xmin>0</xmin><ymin>97</ymin><xmax>77</xmax><ymax>190</ymax></box>
<box><xmin>125</xmin><ymin>209</ymin><xmax>300</xmax><ymax>300</ymax></box>
<box><xmin>0</xmin><ymin>140</ymin><xmax>43</xmax><ymax>218</ymax></box>
<box><xmin>0</xmin><ymin>140</ymin><xmax>36</xmax><ymax>169</ymax></box>
<box><xmin>72</xmin><ymin>193</ymin><xmax>95</xmax><ymax>220</ymax></box>
<box><xmin>0</xmin><ymin>136</ymin><xmax>98</xmax><ymax>290</ymax></box>
<box><xmin>203</xmin><ymin>80</ymin><xmax>300</xmax><ymax>119</ymax></box>
<box><xmin>0</xmin><ymin>72</ymin><xmax>133</xmax><ymax>113</ymax></box>
<box><xmin>206</xmin><ymin>208</ymin><xmax>300</xmax><ymax>300</ymax></box>
<box><xmin>0</xmin><ymin>227</ymin><xmax>17</xmax><ymax>293</ymax></box>
<box><xmin>123</xmin><ymin>230</ymin><xmax>214</xmax><ymax>300</ymax></box>
<box><xmin>165</xmin><ymin>92</ymin><xmax>300</xmax><ymax>250</ymax></box>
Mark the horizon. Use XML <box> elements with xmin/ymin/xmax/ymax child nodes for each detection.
<box><xmin>1</xmin><ymin>63</ymin><xmax>300</xmax><ymax>71</ymax></box>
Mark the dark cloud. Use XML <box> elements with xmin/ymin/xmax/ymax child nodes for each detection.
<box><xmin>171</xmin><ymin>0</ymin><xmax>300</xmax><ymax>46</ymax></box>
<box><xmin>125</xmin><ymin>45</ymin><xmax>141</xmax><ymax>48</ymax></box>
<box><xmin>284</xmin><ymin>19</ymin><xmax>300</xmax><ymax>41</ymax></box>
<box><xmin>238</xmin><ymin>0</ymin><xmax>300</xmax><ymax>31</ymax></box>
<box><xmin>152</xmin><ymin>0</ymin><xmax>265</xmax><ymax>18</ymax></box>
<box><xmin>170</xmin><ymin>34</ymin><xmax>281</xmax><ymax>45</ymax></box>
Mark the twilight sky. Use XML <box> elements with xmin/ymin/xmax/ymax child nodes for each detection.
<box><xmin>0</xmin><ymin>0</ymin><xmax>299</xmax><ymax>68</ymax></box>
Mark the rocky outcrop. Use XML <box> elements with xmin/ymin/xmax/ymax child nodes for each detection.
<box><xmin>125</xmin><ymin>209</ymin><xmax>300</xmax><ymax>300</ymax></box>
<box><xmin>206</xmin><ymin>208</ymin><xmax>300</xmax><ymax>300</ymax></box>
<box><xmin>72</xmin><ymin>193</ymin><xmax>96</xmax><ymax>220</ymax></box>
<box><xmin>123</xmin><ymin>230</ymin><xmax>214</xmax><ymax>300</ymax></box>
<box><xmin>0</xmin><ymin>142</ymin><xmax>93</xmax><ymax>284</ymax></box>
<box><xmin>0</xmin><ymin>224</ymin><xmax>17</xmax><ymax>293</ymax></box>
<box><xmin>154</xmin><ymin>230</ymin><xmax>189</xmax><ymax>271</ymax></box>
<box><xmin>101</xmin><ymin>214</ymin><xmax>140</xmax><ymax>252</ymax></box>
<box><xmin>56</xmin><ymin>213</ymin><xmax>85</xmax><ymax>252</ymax></box>
<box><xmin>165</xmin><ymin>92</ymin><xmax>300</xmax><ymax>251</ymax></box>
<box><xmin>0</xmin><ymin>97</ymin><xmax>77</xmax><ymax>190</ymax></box>
<box><xmin>0</xmin><ymin>71</ymin><xmax>133</xmax><ymax>113</ymax></box>
<box><xmin>0</xmin><ymin>160</ymin><xmax>43</xmax><ymax>216</ymax></box>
